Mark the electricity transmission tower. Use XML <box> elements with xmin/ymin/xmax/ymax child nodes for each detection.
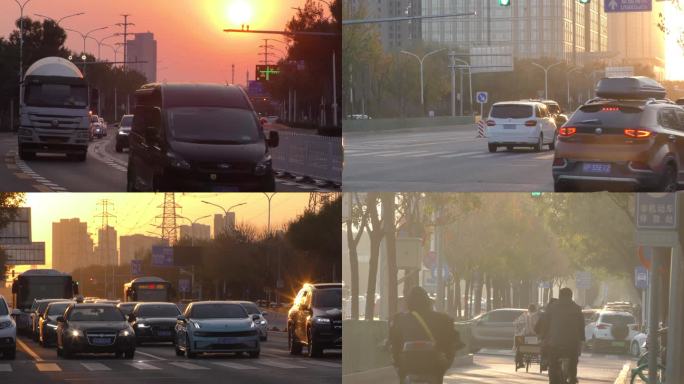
<box><xmin>157</xmin><ymin>193</ymin><xmax>180</xmax><ymax>245</ymax></box>
<box><xmin>95</xmin><ymin>199</ymin><xmax>116</xmax><ymax>298</ymax></box>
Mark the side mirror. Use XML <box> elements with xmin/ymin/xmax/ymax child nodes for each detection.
<box><xmin>177</xmin><ymin>315</ymin><xmax>186</xmax><ymax>322</ymax></box>
<box><xmin>268</xmin><ymin>131</ymin><xmax>279</xmax><ymax>148</ymax></box>
<box><xmin>252</xmin><ymin>314</ymin><xmax>260</xmax><ymax>321</ymax></box>
<box><xmin>56</xmin><ymin>316</ymin><xmax>65</xmax><ymax>323</ymax></box>
<box><xmin>127</xmin><ymin>313</ymin><xmax>136</xmax><ymax>322</ymax></box>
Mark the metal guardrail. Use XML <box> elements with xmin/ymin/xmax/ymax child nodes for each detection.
<box><xmin>269</xmin><ymin>131</ymin><xmax>342</xmax><ymax>185</ymax></box>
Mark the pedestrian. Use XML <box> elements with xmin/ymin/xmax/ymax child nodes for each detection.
<box><xmin>542</xmin><ymin>288</ymin><xmax>584</xmax><ymax>384</ymax></box>
<box><xmin>514</xmin><ymin>303</ymin><xmax>540</xmax><ymax>369</ymax></box>
<box><xmin>389</xmin><ymin>286</ymin><xmax>464</xmax><ymax>384</ymax></box>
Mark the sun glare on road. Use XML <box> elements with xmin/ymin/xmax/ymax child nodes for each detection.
<box><xmin>665</xmin><ymin>3</ymin><xmax>684</xmax><ymax>81</ymax></box>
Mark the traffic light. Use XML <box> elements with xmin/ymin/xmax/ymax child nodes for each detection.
<box><xmin>579</xmin><ymin>0</ymin><xmax>590</xmax><ymax>3</ymax></box>
<box><xmin>498</xmin><ymin>0</ymin><xmax>511</xmax><ymax>5</ymax></box>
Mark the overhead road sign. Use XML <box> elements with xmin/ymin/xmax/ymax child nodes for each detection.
<box><xmin>605</xmin><ymin>0</ymin><xmax>652</xmax><ymax>12</ymax></box>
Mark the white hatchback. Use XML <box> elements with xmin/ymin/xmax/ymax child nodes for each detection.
<box><xmin>0</xmin><ymin>294</ymin><xmax>19</xmax><ymax>359</ymax></box>
<box><xmin>585</xmin><ymin>310</ymin><xmax>639</xmax><ymax>353</ymax></box>
<box><xmin>486</xmin><ymin>101</ymin><xmax>557</xmax><ymax>152</ymax></box>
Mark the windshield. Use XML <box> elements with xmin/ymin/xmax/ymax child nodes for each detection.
<box><xmin>47</xmin><ymin>303</ymin><xmax>71</xmax><ymax>316</ymax></box>
<box><xmin>37</xmin><ymin>300</ymin><xmax>58</xmax><ymax>314</ymax></box>
<box><xmin>26</xmin><ymin>83</ymin><xmax>88</xmax><ymax>108</ymax></box>
<box><xmin>191</xmin><ymin>303</ymin><xmax>247</xmax><ymax>319</ymax></box>
<box><xmin>138</xmin><ymin>304</ymin><xmax>180</xmax><ymax>318</ymax></box>
<box><xmin>313</xmin><ymin>288</ymin><xmax>342</xmax><ymax>308</ymax></box>
<box><xmin>568</xmin><ymin>106</ymin><xmax>643</xmax><ymax>127</ymax></box>
<box><xmin>18</xmin><ymin>278</ymin><xmax>73</xmax><ymax>310</ymax></box>
<box><xmin>120</xmin><ymin>116</ymin><xmax>133</xmax><ymax>128</ymax></box>
<box><xmin>68</xmin><ymin>306</ymin><xmax>123</xmax><ymax>322</ymax></box>
<box><xmin>240</xmin><ymin>302</ymin><xmax>260</xmax><ymax>315</ymax></box>
<box><xmin>0</xmin><ymin>298</ymin><xmax>8</xmax><ymax>316</ymax></box>
<box><xmin>491</xmin><ymin>104</ymin><xmax>534</xmax><ymax>119</ymax></box>
<box><xmin>167</xmin><ymin>107</ymin><xmax>261</xmax><ymax>144</ymax></box>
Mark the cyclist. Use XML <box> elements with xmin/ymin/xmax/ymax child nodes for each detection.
<box><xmin>514</xmin><ymin>303</ymin><xmax>541</xmax><ymax>369</ymax></box>
<box><xmin>389</xmin><ymin>286</ymin><xmax>463</xmax><ymax>384</ymax></box>
<box><xmin>542</xmin><ymin>288</ymin><xmax>584</xmax><ymax>384</ymax></box>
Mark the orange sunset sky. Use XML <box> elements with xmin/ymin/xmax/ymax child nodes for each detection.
<box><xmin>0</xmin><ymin>0</ymin><xmax>310</xmax><ymax>84</ymax></box>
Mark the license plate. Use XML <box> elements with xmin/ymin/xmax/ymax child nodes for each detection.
<box><xmin>582</xmin><ymin>163</ymin><xmax>611</xmax><ymax>174</ymax></box>
<box><xmin>157</xmin><ymin>330</ymin><xmax>172</xmax><ymax>337</ymax></box>
<box><xmin>211</xmin><ymin>186</ymin><xmax>239</xmax><ymax>192</ymax></box>
<box><xmin>611</xmin><ymin>341</ymin><xmax>625</xmax><ymax>347</ymax></box>
<box><xmin>503</xmin><ymin>124</ymin><xmax>516</xmax><ymax>130</ymax></box>
<box><xmin>92</xmin><ymin>338</ymin><xmax>111</xmax><ymax>345</ymax></box>
<box><xmin>218</xmin><ymin>337</ymin><xmax>239</xmax><ymax>344</ymax></box>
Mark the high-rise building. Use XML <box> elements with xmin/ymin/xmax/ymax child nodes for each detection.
<box><xmin>213</xmin><ymin>212</ymin><xmax>236</xmax><ymax>238</ymax></box>
<box><xmin>52</xmin><ymin>218</ymin><xmax>93</xmax><ymax>273</ymax></box>
<box><xmin>606</xmin><ymin>3</ymin><xmax>665</xmax><ymax>80</ymax></box>
<box><xmin>119</xmin><ymin>234</ymin><xmax>164</xmax><ymax>266</ymax></box>
<box><xmin>96</xmin><ymin>225</ymin><xmax>118</xmax><ymax>266</ymax></box>
<box><xmin>179</xmin><ymin>223</ymin><xmax>211</xmax><ymax>241</ymax></box>
<box><xmin>421</xmin><ymin>0</ymin><xmax>608</xmax><ymax>66</ymax></box>
<box><xmin>348</xmin><ymin>0</ymin><xmax>423</xmax><ymax>51</ymax></box>
<box><xmin>126</xmin><ymin>32</ymin><xmax>157</xmax><ymax>82</ymax></box>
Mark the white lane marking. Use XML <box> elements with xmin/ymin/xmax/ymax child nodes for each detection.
<box><xmin>375</xmin><ymin>150</ymin><xmax>428</xmax><ymax>158</ymax></box>
<box><xmin>135</xmin><ymin>350</ymin><xmax>167</xmax><ymax>361</ymax></box>
<box><xmin>470</xmin><ymin>153</ymin><xmax>497</xmax><ymax>159</ymax></box>
<box><xmin>36</xmin><ymin>363</ymin><xmax>61</xmax><ymax>372</ymax></box>
<box><xmin>128</xmin><ymin>361</ymin><xmax>162</xmax><ymax>370</ymax></box>
<box><xmin>168</xmin><ymin>362</ymin><xmax>210</xmax><ymax>370</ymax></box>
<box><xmin>439</xmin><ymin>151</ymin><xmax>482</xmax><ymax>158</ymax></box>
<box><xmin>0</xmin><ymin>364</ymin><xmax>12</xmax><ymax>372</ymax></box>
<box><xmin>256</xmin><ymin>359</ymin><xmax>306</xmax><ymax>369</ymax></box>
<box><xmin>296</xmin><ymin>359</ymin><xmax>342</xmax><ymax>368</ymax></box>
<box><xmin>11</xmin><ymin>152</ymin><xmax>68</xmax><ymax>192</ymax></box>
<box><xmin>16</xmin><ymin>338</ymin><xmax>43</xmax><ymax>362</ymax></box>
<box><xmin>406</xmin><ymin>151</ymin><xmax>453</xmax><ymax>158</ymax></box>
<box><xmin>81</xmin><ymin>362</ymin><xmax>111</xmax><ymax>371</ymax></box>
<box><xmin>211</xmin><ymin>361</ymin><xmax>258</xmax><ymax>370</ymax></box>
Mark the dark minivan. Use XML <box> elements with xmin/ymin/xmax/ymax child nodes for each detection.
<box><xmin>126</xmin><ymin>83</ymin><xmax>279</xmax><ymax>192</ymax></box>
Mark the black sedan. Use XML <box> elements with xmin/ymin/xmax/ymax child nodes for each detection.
<box><xmin>128</xmin><ymin>302</ymin><xmax>180</xmax><ymax>344</ymax></box>
<box><xmin>56</xmin><ymin>303</ymin><xmax>136</xmax><ymax>359</ymax></box>
<box><xmin>38</xmin><ymin>301</ymin><xmax>73</xmax><ymax>347</ymax></box>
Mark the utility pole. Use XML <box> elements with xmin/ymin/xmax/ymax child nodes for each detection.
<box><xmin>158</xmin><ymin>193</ymin><xmax>179</xmax><ymax>246</ymax></box>
<box><xmin>117</xmin><ymin>14</ymin><xmax>134</xmax><ymax>72</ymax></box>
<box><xmin>95</xmin><ymin>200</ymin><xmax>115</xmax><ymax>299</ymax></box>
<box><xmin>231</xmin><ymin>64</ymin><xmax>235</xmax><ymax>84</ymax></box>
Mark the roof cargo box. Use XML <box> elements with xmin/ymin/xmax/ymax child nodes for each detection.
<box><xmin>595</xmin><ymin>76</ymin><xmax>666</xmax><ymax>100</ymax></box>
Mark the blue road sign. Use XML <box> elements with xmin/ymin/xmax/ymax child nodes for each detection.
<box><xmin>178</xmin><ymin>278</ymin><xmax>191</xmax><ymax>293</ymax></box>
<box><xmin>131</xmin><ymin>260</ymin><xmax>142</xmax><ymax>276</ymax></box>
<box><xmin>151</xmin><ymin>246</ymin><xmax>174</xmax><ymax>267</ymax></box>
<box><xmin>476</xmin><ymin>91</ymin><xmax>488</xmax><ymax>104</ymax></box>
<box><xmin>576</xmin><ymin>271</ymin><xmax>592</xmax><ymax>290</ymax></box>
<box><xmin>635</xmin><ymin>266</ymin><xmax>649</xmax><ymax>289</ymax></box>
<box><xmin>604</xmin><ymin>0</ymin><xmax>651</xmax><ymax>12</ymax></box>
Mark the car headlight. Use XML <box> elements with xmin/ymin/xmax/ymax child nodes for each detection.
<box><xmin>167</xmin><ymin>152</ymin><xmax>191</xmax><ymax>170</ymax></box>
<box><xmin>136</xmin><ymin>323</ymin><xmax>149</xmax><ymax>328</ymax></box>
<box><xmin>47</xmin><ymin>323</ymin><xmax>58</xmax><ymax>329</ymax></box>
<box><xmin>118</xmin><ymin>130</ymin><xmax>129</xmax><ymax>136</ymax></box>
<box><xmin>254</xmin><ymin>153</ymin><xmax>272</xmax><ymax>176</ymax></box>
<box><xmin>70</xmin><ymin>329</ymin><xmax>83</xmax><ymax>337</ymax></box>
<box><xmin>118</xmin><ymin>329</ymin><xmax>132</xmax><ymax>337</ymax></box>
<box><xmin>0</xmin><ymin>320</ymin><xmax>13</xmax><ymax>329</ymax></box>
<box><xmin>313</xmin><ymin>317</ymin><xmax>331</xmax><ymax>324</ymax></box>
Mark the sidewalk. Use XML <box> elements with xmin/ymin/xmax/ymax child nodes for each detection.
<box><xmin>342</xmin><ymin>354</ymin><xmax>474</xmax><ymax>384</ymax></box>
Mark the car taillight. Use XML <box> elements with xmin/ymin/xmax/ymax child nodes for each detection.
<box><xmin>552</xmin><ymin>158</ymin><xmax>566</xmax><ymax>167</ymax></box>
<box><xmin>486</xmin><ymin>120</ymin><xmax>496</xmax><ymax>126</ymax></box>
<box><xmin>597</xmin><ymin>323</ymin><xmax>610</xmax><ymax>330</ymax></box>
<box><xmin>559</xmin><ymin>127</ymin><xmax>577</xmax><ymax>137</ymax></box>
<box><xmin>602</xmin><ymin>107</ymin><xmax>620</xmax><ymax>112</ymax></box>
<box><xmin>624</xmin><ymin>129</ymin><xmax>652</xmax><ymax>138</ymax></box>
<box><xmin>525</xmin><ymin>120</ymin><xmax>537</xmax><ymax>127</ymax></box>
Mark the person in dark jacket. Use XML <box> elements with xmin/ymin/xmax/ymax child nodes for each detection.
<box><xmin>389</xmin><ymin>286</ymin><xmax>462</xmax><ymax>384</ymax></box>
<box><xmin>543</xmin><ymin>288</ymin><xmax>585</xmax><ymax>384</ymax></box>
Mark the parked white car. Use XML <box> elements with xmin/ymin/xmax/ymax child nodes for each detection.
<box><xmin>0</xmin><ymin>294</ymin><xmax>19</xmax><ymax>359</ymax></box>
<box><xmin>585</xmin><ymin>310</ymin><xmax>639</xmax><ymax>353</ymax></box>
<box><xmin>486</xmin><ymin>101</ymin><xmax>557</xmax><ymax>152</ymax></box>
<box><xmin>630</xmin><ymin>332</ymin><xmax>647</xmax><ymax>357</ymax></box>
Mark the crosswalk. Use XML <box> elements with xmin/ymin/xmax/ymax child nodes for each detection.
<box><xmin>346</xmin><ymin>148</ymin><xmax>555</xmax><ymax>162</ymax></box>
<box><xmin>0</xmin><ymin>357</ymin><xmax>341</xmax><ymax>373</ymax></box>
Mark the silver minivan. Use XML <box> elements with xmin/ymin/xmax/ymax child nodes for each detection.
<box><xmin>486</xmin><ymin>101</ymin><xmax>557</xmax><ymax>152</ymax></box>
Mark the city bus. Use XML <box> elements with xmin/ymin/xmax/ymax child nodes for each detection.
<box><xmin>11</xmin><ymin>269</ymin><xmax>79</xmax><ymax>332</ymax></box>
<box><xmin>123</xmin><ymin>276</ymin><xmax>174</xmax><ymax>302</ymax></box>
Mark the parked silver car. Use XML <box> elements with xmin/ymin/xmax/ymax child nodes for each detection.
<box><xmin>460</xmin><ymin>308</ymin><xmax>526</xmax><ymax>352</ymax></box>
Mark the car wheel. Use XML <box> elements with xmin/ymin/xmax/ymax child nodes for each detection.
<box><xmin>115</xmin><ymin>351</ymin><xmax>124</xmax><ymax>358</ymax></box>
<box><xmin>248</xmin><ymin>350</ymin><xmax>260</xmax><ymax>358</ymax></box>
<box><xmin>127</xmin><ymin>165</ymin><xmax>139</xmax><ymax>192</ymax></box>
<box><xmin>288</xmin><ymin>327</ymin><xmax>302</xmax><ymax>355</ymax></box>
<box><xmin>533</xmin><ymin>134</ymin><xmax>543</xmax><ymax>152</ymax></box>
<box><xmin>62</xmin><ymin>346</ymin><xmax>73</xmax><ymax>359</ymax></box>
<box><xmin>549</xmin><ymin>133</ymin><xmax>556</xmax><ymax>150</ymax></box>
<box><xmin>307</xmin><ymin>329</ymin><xmax>322</xmax><ymax>358</ymax></box>
<box><xmin>18</xmin><ymin>148</ymin><xmax>35</xmax><ymax>161</ymax></box>
<box><xmin>661</xmin><ymin>163</ymin><xmax>678</xmax><ymax>192</ymax></box>
<box><xmin>488</xmin><ymin>144</ymin><xmax>497</xmax><ymax>153</ymax></box>
<box><xmin>175</xmin><ymin>344</ymin><xmax>184</xmax><ymax>356</ymax></box>
<box><xmin>124</xmin><ymin>349</ymin><xmax>135</xmax><ymax>359</ymax></box>
<box><xmin>185</xmin><ymin>336</ymin><xmax>196</xmax><ymax>358</ymax></box>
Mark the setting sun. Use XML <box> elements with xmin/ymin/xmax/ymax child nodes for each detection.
<box><xmin>665</xmin><ymin>3</ymin><xmax>684</xmax><ymax>81</ymax></box>
<box><xmin>227</xmin><ymin>0</ymin><xmax>254</xmax><ymax>26</ymax></box>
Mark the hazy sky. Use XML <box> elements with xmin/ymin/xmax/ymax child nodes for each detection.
<box><xmin>20</xmin><ymin>192</ymin><xmax>310</xmax><ymax>268</ymax></box>
<box><xmin>0</xmin><ymin>0</ymin><xmax>309</xmax><ymax>85</ymax></box>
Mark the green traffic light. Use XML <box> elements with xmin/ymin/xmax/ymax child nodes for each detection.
<box><xmin>498</xmin><ymin>0</ymin><xmax>510</xmax><ymax>5</ymax></box>
<box><xmin>531</xmin><ymin>192</ymin><xmax>542</xmax><ymax>197</ymax></box>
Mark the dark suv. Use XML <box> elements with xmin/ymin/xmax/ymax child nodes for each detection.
<box><xmin>128</xmin><ymin>302</ymin><xmax>180</xmax><ymax>344</ymax></box>
<box><xmin>126</xmin><ymin>83</ymin><xmax>279</xmax><ymax>192</ymax></box>
<box><xmin>553</xmin><ymin>76</ymin><xmax>684</xmax><ymax>192</ymax></box>
<box><xmin>288</xmin><ymin>283</ymin><xmax>342</xmax><ymax>357</ymax></box>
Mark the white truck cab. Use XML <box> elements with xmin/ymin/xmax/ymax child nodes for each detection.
<box><xmin>17</xmin><ymin>57</ymin><xmax>90</xmax><ymax>161</ymax></box>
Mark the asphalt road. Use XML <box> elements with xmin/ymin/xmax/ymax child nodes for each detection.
<box><xmin>1</xmin><ymin>332</ymin><xmax>341</xmax><ymax>384</ymax></box>
<box><xmin>0</xmin><ymin>129</ymin><xmax>336</xmax><ymax>192</ymax></box>
<box><xmin>343</xmin><ymin>126</ymin><xmax>555</xmax><ymax>192</ymax></box>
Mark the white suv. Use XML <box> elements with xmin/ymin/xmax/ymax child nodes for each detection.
<box><xmin>0</xmin><ymin>295</ymin><xmax>18</xmax><ymax>359</ymax></box>
<box><xmin>486</xmin><ymin>101</ymin><xmax>557</xmax><ymax>152</ymax></box>
<box><xmin>585</xmin><ymin>310</ymin><xmax>639</xmax><ymax>353</ymax></box>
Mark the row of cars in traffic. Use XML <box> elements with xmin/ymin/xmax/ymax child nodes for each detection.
<box><xmin>461</xmin><ymin>301</ymin><xmax>646</xmax><ymax>356</ymax></box>
<box><xmin>485</xmin><ymin>76</ymin><xmax>684</xmax><ymax>192</ymax></box>
<box><xmin>0</xmin><ymin>282</ymin><xmax>342</xmax><ymax>361</ymax></box>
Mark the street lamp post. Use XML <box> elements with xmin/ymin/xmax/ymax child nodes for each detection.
<box><xmin>449</xmin><ymin>52</ymin><xmax>473</xmax><ymax>117</ymax></box>
<box><xmin>177</xmin><ymin>215</ymin><xmax>212</xmax><ymax>246</ymax></box>
<box><xmin>65</xmin><ymin>26</ymin><xmax>109</xmax><ymax>75</ymax></box>
<box><xmin>201</xmin><ymin>201</ymin><xmax>247</xmax><ymax>235</ymax></box>
<box><xmin>34</xmin><ymin>12</ymin><xmax>85</xmax><ymax>26</ymax></box>
<box><xmin>531</xmin><ymin>61</ymin><xmax>563</xmax><ymax>100</ymax></box>
<box><xmin>400</xmin><ymin>48</ymin><xmax>446</xmax><ymax>107</ymax></box>
<box><xmin>566</xmin><ymin>67</ymin><xmax>582</xmax><ymax>111</ymax></box>
<box><xmin>13</xmin><ymin>0</ymin><xmax>34</xmax><ymax>110</ymax></box>
<box><xmin>88</xmin><ymin>33</ymin><xmax>118</xmax><ymax>61</ymax></box>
